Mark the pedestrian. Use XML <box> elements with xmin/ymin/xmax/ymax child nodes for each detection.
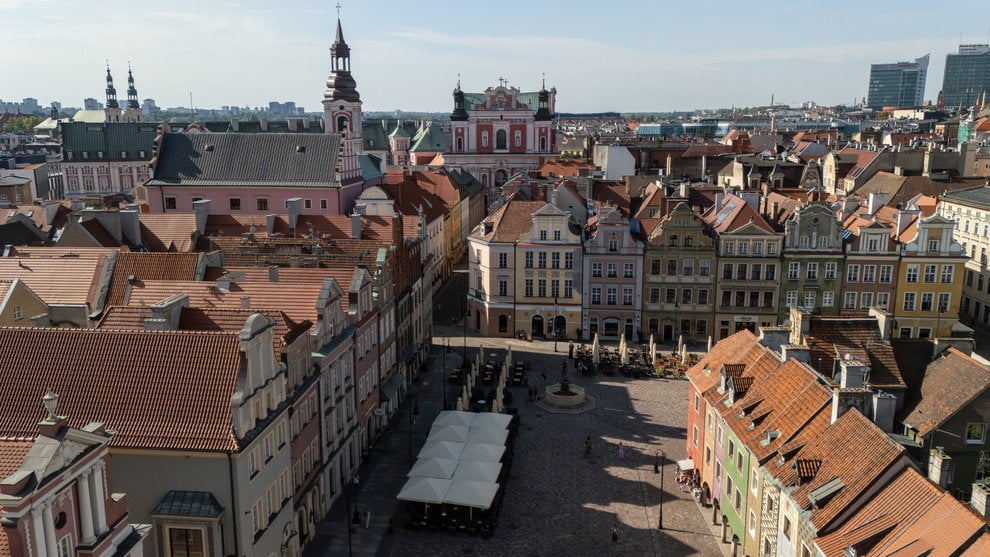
<box><xmin>352</xmin><ymin>508</ymin><xmax>361</xmax><ymax>524</ymax></box>
<box><xmin>617</xmin><ymin>442</ymin><xmax>625</xmax><ymax>459</ymax></box>
<box><xmin>386</xmin><ymin>518</ymin><xmax>394</xmax><ymax>534</ymax></box>
<box><xmin>611</xmin><ymin>524</ymin><xmax>619</xmax><ymax>543</ymax></box>
<box><xmin>364</xmin><ymin>508</ymin><xmax>372</xmax><ymax>529</ymax></box>
<box><xmin>584</xmin><ymin>436</ymin><xmax>592</xmax><ymax>456</ymax></box>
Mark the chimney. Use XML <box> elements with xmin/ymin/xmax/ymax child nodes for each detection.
<box><xmin>286</xmin><ymin>197</ymin><xmax>302</xmax><ymax>230</ymax></box>
<box><xmin>893</xmin><ymin>166</ymin><xmax>905</xmax><ymax>176</ymax></box>
<box><xmin>758</xmin><ymin>326</ymin><xmax>791</xmax><ymax>355</ymax></box>
<box><xmin>146</xmin><ymin>293</ymin><xmax>187</xmax><ymax>329</ymax></box>
<box><xmin>70</xmin><ymin>198</ymin><xmax>84</xmax><ymax>211</ymax></box>
<box><xmin>839</xmin><ymin>198</ymin><xmax>859</xmax><ymax>221</ymax></box>
<box><xmin>240</xmin><ymin>296</ymin><xmax>251</xmax><ymax>309</ymax></box>
<box><xmin>120</xmin><ymin>209</ymin><xmax>142</xmax><ymax>246</ymax></box>
<box><xmin>923</xmin><ymin>150</ymin><xmax>934</xmax><ymax>176</ymax></box>
<box><xmin>351</xmin><ymin>213</ymin><xmax>362</xmax><ymax>239</ymax></box>
<box><xmin>268</xmin><ymin>265</ymin><xmax>278</xmax><ymax>282</ymax></box>
<box><xmin>42</xmin><ymin>201</ymin><xmax>60</xmax><ymax>226</ymax></box>
<box><xmin>868</xmin><ymin>307</ymin><xmax>893</xmax><ymax>341</ymax></box>
<box><xmin>780</xmin><ymin>344</ymin><xmax>810</xmax><ymax>364</ymax></box>
<box><xmin>714</xmin><ymin>192</ymin><xmax>724</xmax><ymax>211</ymax></box>
<box><xmin>789</xmin><ymin>306</ymin><xmax>811</xmax><ymax>345</ymax></box>
<box><xmin>928</xmin><ymin>448</ymin><xmax>953</xmax><ymax>488</ymax></box>
<box><xmin>193</xmin><ymin>199</ymin><xmax>211</xmax><ymax>235</ymax></box>
<box><xmin>866</xmin><ymin>191</ymin><xmax>889</xmax><ymax>215</ymax></box>
<box><xmin>29</xmin><ymin>313</ymin><xmax>49</xmax><ymax>327</ymax></box>
<box><xmin>266</xmin><ymin>213</ymin><xmax>276</xmax><ymax>235</ymax></box>
<box><xmin>830</xmin><ymin>388</ymin><xmax>871</xmax><ymax>423</ymax></box>
<box><xmin>971</xmin><ymin>483</ymin><xmax>990</xmax><ymax>519</ymax></box>
<box><xmin>838</xmin><ymin>357</ymin><xmax>869</xmax><ymax>388</ymax></box>
<box><xmin>871</xmin><ymin>390</ymin><xmax>896</xmax><ymax>433</ymax></box>
<box><xmin>934</xmin><ymin>337</ymin><xmax>976</xmax><ymax>357</ymax></box>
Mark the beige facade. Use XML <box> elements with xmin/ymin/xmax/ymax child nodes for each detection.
<box><xmin>0</xmin><ymin>278</ymin><xmax>48</xmax><ymax>326</ymax></box>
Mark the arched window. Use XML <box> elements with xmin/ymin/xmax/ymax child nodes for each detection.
<box><xmin>540</xmin><ymin>136</ymin><xmax>548</xmax><ymax>151</ymax></box>
<box><xmin>481</xmin><ymin>131</ymin><xmax>489</xmax><ymax>148</ymax></box>
<box><xmin>799</xmin><ymin>235</ymin><xmax>809</xmax><ymax>248</ymax></box>
<box><xmin>514</xmin><ymin>130</ymin><xmax>522</xmax><ymax>147</ymax></box>
<box><xmin>456</xmin><ymin>137</ymin><xmax>463</xmax><ymax>151</ymax></box>
<box><xmin>496</xmin><ymin>129</ymin><xmax>507</xmax><ymax>150</ymax></box>
<box><xmin>481</xmin><ymin>173</ymin><xmax>488</xmax><ymax>186</ymax></box>
<box><xmin>498</xmin><ymin>315</ymin><xmax>508</xmax><ymax>333</ymax></box>
<box><xmin>336</xmin><ymin>115</ymin><xmax>348</xmax><ymax>136</ymax></box>
<box><xmin>818</xmin><ymin>236</ymin><xmax>829</xmax><ymax>248</ymax></box>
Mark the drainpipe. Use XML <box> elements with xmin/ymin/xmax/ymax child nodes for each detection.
<box><xmin>227</xmin><ymin>452</ymin><xmax>240</xmax><ymax>557</ymax></box>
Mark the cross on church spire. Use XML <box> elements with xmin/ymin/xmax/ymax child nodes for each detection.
<box><xmin>498</xmin><ymin>76</ymin><xmax>505</xmax><ymax>87</ymax></box>
<box><xmin>335</xmin><ymin>2</ymin><xmax>341</xmax><ymax>17</ymax></box>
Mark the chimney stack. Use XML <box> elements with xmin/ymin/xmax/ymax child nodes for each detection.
<box><xmin>193</xmin><ymin>199</ymin><xmax>211</xmax><ymax>235</ymax></box>
<box><xmin>286</xmin><ymin>197</ymin><xmax>302</xmax><ymax>230</ymax></box>
<box><xmin>351</xmin><ymin>212</ymin><xmax>362</xmax><ymax>240</ymax></box>
<box><xmin>266</xmin><ymin>213</ymin><xmax>276</xmax><ymax>235</ymax></box>
<box><xmin>240</xmin><ymin>296</ymin><xmax>251</xmax><ymax>309</ymax></box>
<box><xmin>269</xmin><ymin>265</ymin><xmax>278</xmax><ymax>282</ymax></box>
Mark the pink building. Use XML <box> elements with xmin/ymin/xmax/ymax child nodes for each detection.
<box><xmin>0</xmin><ymin>393</ymin><xmax>148</xmax><ymax>556</ymax></box>
<box><xmin>581</xmin><ymin>206</ymin><xmax>645</xmax><ymax>340</ymax></box>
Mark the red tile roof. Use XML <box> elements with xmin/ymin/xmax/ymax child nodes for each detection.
<box><xmin>898</xmin><ymin>348</ymin><xmax>990</xmax><ymax>436</ymax></box>
<box><xmin>104</xmin><ymin>252</ymin><xmax>202</xmax><ymax>307</ymax></box>
<box><xmin>471</xmin><ymin>197</ymin><xmax>544</xmax><ymax>243</ymax></box>
<box><xmin>805</xmin><ymin>317</ymin><xmax>906</xmax><ymax>390</ymax></box>
<box><xmin>702</xmin><ymin>192</ymin><xmax>774</xmax><ymax>233</ymax></box>
<box><xmin>591</xmin><ymin>182</ymin><xmax>631</xmax><ymax>215</ymax></box>
<box><xmin>0</xmin><ymin>328</ymin><xmax>244</xmax><ymax>452</ymax></box>
<box><xmin>872</xmin><ymin>487</ymin><xmax>990</xmax><ymax>556</ymax></box>
<box><xmin>686</xmin><ymin>329</ymin><xmax>761</xmax><ymax>394</ymax></box>
<box><xmin>0</xmin><ymin>437</ymin><xmax>33</xmax><ymax>480</ymax></box>
<box><xmin>139</xmin><ymin>213</ymin><xmax>199</xmax><ymax>252</ymax></box>
<box><xmin>0</xmin><ymin>254</ymin><xmax>109</xmax><ymax>306</ymax></box>
<box><xmin>538</xmin><ymin>159</ymin><xmax>594</xmax><ymax>178</ymax></box>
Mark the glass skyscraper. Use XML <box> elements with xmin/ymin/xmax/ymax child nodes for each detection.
<box><xmin>867</xmin><ymin>54</ymin><xmax>929</xmax><ymax>109</ymax></box>
<box><xmin>941</xmin><ymin>44</ymin><xmax>990</xmax><ymax>108</ymax></box>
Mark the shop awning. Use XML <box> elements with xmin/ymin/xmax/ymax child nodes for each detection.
<box><xmin>380</xmin><ymin>373</ymin><xmax>406</xmax><ymax>401</ymax></box>
<box><xmin>676</xmin><ymin>459</ymin><xmax>695</xmax><ymax>471</ymax></box>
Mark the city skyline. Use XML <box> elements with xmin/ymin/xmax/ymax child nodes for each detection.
<box><xmin>4</xmin><ymin>0</ymin><xmax>990</xmax><ymax>112</ymax></box>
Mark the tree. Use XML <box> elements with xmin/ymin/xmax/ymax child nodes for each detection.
<box><xmin>1</xmin><ymin>114</ymin><xmax>42</xmax><ymax>134</ymax></box>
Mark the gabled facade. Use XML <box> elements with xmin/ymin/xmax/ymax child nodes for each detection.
<box><xmin>840</xmin><ymin>219</ymin><xmax>899</xmax><ymax>316</ymax></box>
<box><xmin>643</xmin><ymin>201</ymin><xmax>716</xmax><ymax>344</ymax></box>
<box><xmin>581</xmin><ymin>206</ymin><xmax>643</xmax><ymax>340</ymax></box>
<box><xmin>779</xmin><ymin>201</ymin><xmax>845</xmax><ymax>319</ymax></box>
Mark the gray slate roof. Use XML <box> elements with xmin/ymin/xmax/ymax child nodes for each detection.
<box><xmin>147</xmin><ymin>132</ymin><xmax>341</xmax><ymax>188</ymax></box>
<box><xmin>942</xmin><ymin>184</ymin><xmax>990</xmax><ymax>209</ymax></box>
<box><xmin>61</xmin><ymin>122</ymin><xmax>160</xmax><ymax>162</ymax></box>
<box><xmin>151</xmin><ymin>490</ymin><xmax>224</xmax><ymax>518</ymax></box>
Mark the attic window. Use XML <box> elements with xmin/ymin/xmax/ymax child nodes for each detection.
<box><xmin>808</xmin><ymin>478</ymin><xmax>845</xmax><ymax>507</ymax></box>
<box><xmin>139</xmin><ymin>150</ymin><xmax>146</xmax><ymax>158</ymax></box>
<box><xmin>204</xmin><ymin>144</ymin><xmax>215</xmax><ymax>152</ymax></box>
<box><xmin>296</xmin><ymin>145</ymin><xmax>306</xmax><ymax>153</ymax></box>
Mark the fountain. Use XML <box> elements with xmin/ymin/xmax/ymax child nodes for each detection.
<box><xmin>537</xmin><ymin>359</ymin><xmax>595</xmax><ymax>414</ymax></box>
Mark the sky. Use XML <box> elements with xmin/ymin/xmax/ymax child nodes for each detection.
<box><xmin>4</xmin><ymin>0</ymin><xmax>990</xmax><ymax>113</ymax></box>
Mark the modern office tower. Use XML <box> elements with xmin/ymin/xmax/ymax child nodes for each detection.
<box><xmin>941</xmin><ymin>44</ymin><xmax>990</xmax><ymax>108</ymax></box>
<box><xmin>867</xmin><ymin>54</ymin><xmax>929</xmax><ymax>108</ymax></box>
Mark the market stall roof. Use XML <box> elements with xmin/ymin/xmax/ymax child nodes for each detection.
<box><xmin>408</xmin><ymin>458</ymin><xmax>459</xmax><ymax>480</ymax></box>
<box><xmin>428</xmin><ymin>424</ymin><xmax>470</xmax><ymax>443</ymax></box>
<box><xmin>443</xmin><ymin>480</ymin><xmax>500</xmax><ymax>510</ymax></box>
<box><xmin>418</xmin><ymin>441</ymin><xmax>466</xmax><ymax>461</ymax></box>
<box><xmin>677</xmin><ymin>459</ymin><xmax>695</xmax><ymax>471</ymax></box>
<box><xmin>452</xmin><ymin>461</ymin><xmax>502</xmax><ymax>484</ymax></box>
<box><xmin>467</xmin><ymin>427</ymin><xmax>508</xmax><ymax>445</ymax></box>
<box><xmin>471</xmin><ymin>413</ymin><xmax>512</xmax><ymax>430</ymax></box>
<box><xmin>459</xmin><ymin>443</ymin><xmax>505</xmax><ymax>463</ymax></box>
<box><xmin>396</xmin><ymin>477</ymin><xmax>452</xmax><ymax>504</ymax></box>
<box><xmin>433</xmin><ymin>410</ymin><xmax>477</xmax><ymax>428</ymax></box>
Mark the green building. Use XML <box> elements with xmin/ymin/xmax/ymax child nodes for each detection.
<box><xmin>779</xmin><ymin>201</ymin><xmax>846</xmax><ymax>321</ymax></box>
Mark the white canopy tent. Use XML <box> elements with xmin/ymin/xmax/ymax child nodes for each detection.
<box><xmin>434</xmin><ymin>411</ymin><xmax>476</xmax><ymax>428</ymax></box>
<box><xmin>408</xmin><ymin>458</ymin><xmax>459</xmax><ymax>480</ymax></box>
<box><xmin>443</xmin><ymin>480</ymin><xmax>500</xmax><ymax>510</ymax></box>
<box><xmin>428</xmin><ymin>425</ymin><xmax>470</xmax><ymax>444</ymax></box>
<box><xmin>459</xmin><ymin>443</ymin><xmax>505</xmax><ymax>463</ymax></box>
<box><xmin>471</xmin><ymin>413</ymin><xmax>512</xmax><ymax>430</ymax></box>
<box><xmin>467</xmin><ymin>427</ymin><xmax>509</xmax><ymax>445</ymax></box>
<box><xmin>418</xmin><ymin>441</ymin><xmax>466</xmax><ymax>461</ymax></box>
<box><xmin>397</xmin><ymin>477</ymin><xmax>452</xmax><ymax>505</ymax></box>
<box><xmin>452</xmin><ymin>460</ymin><xmax>502</xmax><ymax>484</ymax></box>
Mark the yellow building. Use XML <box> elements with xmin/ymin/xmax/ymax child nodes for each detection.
<box><xmin>0</xmin><ymin>278</ymin><xmax>49</xmax><ymax>326</ymax></box>
<box><xmin>514</xmin><ymin>202</ymin><xmax>583</xmax><ymax>339</ymax></box>
<box><xmin>893</xmin><ymin>214</ymin><xmax>967</xmax><ymax>338</ymax></box>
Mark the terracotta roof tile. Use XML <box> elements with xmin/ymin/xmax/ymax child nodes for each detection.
<box><xmin>701</xmin><ymin>192</ymin><xmax>774</xmax><ymax>233</ymax></box>
<box><xmin>0</xmin><ymin>255</ymin><xmax>109</xmax><ymax>306</ymax></box>
<box><xmin>0</xmin><ymin>327</ymin><xmax>243</xmax><ymax>452</ymax></box>
<box><xmin>125</xmin><ymin>279</ymin><xmax>324</xmax><ymax>323</ymax></box>
<box><xmin>686</xmin><ymin>329</ymin><xmax>761</xmax><ymax>393</ymax></box>
<box><xmin>806</xmin><ymin>317</ymin><xmax>905</xmax><ymax>390</ymax></box>
<box><xmin>873</xmin><ymin>488</ymin><xmax>990</xmax><ymax>556</ymax></box>
<box><xmin>105</xmin><ymin>252</ymin><xmax>202</xmax><ymax>307</ymax></box>
<box><xmin>591</xmin><ymin>182</ymin><xmax>631</xmax><ymax>215</ymax></box>
<box><xmin>472</xmin><ymin>198</ymin><xmax>544</xmax><ymax>243</ymax></box>
<box><xmin>770</xmin><ymin>409</ymin><xmax>906</xmax><ymax>531</ymax></box>
<box><xmin>205</xmin><ymin>264</ymin><xmax>362</xmax><ymax>310</ymax></box>
<box><xmin>139</xmin><ymin>213</ymin><xmax>199</xmax><ymax>252</ymax></box>
<box><xmin>898</xmin><ymin>348</ymin><xmax>990</xmax><ymax>436</ymax></box>
<box><xmin>0</xmin><ymin>437</ymin><xmax>34</xmax><ymax>480</ymax></box>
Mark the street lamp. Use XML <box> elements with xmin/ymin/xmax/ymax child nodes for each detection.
<box><xmin>463</xmin><ymin>307</ymin><xmax>471</xmax><ymax>362</ymax></box>
<box><xmin>408</xmin><ymin>396</ymin><xmax>416</xmax><ymax>471</ymax></box>
<box><xmin>553</xmin><ymin>296</ymin><xmax>560</xmax><ymax>352</ymax></box>
<box><xmin>656</xmin><ymin>449</ymin><xmax>665</xmax><ymax>530</ymax></box>
<box><xmin>441</xmin><ymin>340</ymin><xmax>448</xmax><ymax>409</ymax></box>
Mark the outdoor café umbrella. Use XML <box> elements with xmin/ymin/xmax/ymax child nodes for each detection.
<box><xmin>620</xmin><ymin>342</ymin><xmax>629</xmax><ymax>366</ymax></box>
<box><xmin>418</xmin><ymin>441</ymin><xmax>465</xmax><ymax>461</ymax></box>
<box><xmin>472</xmin><ymin>412</ymin><xmax>512</xmax><ymax>430</ymax></box>
<box><xmin>443</xmin><ymin>480</ymin><xmax>500</xmax><ymax>520</ymax></box>
<box><xmin>680</xmin><ymin>343</ymin><xmax>688</xmax><ymax>364</ymax></box>
<box><xmin>467</xmin><ymin>427</ymin><xmax>509</xmax><ymax>445</ymax></box>
<box><xmin>455</xmin><ymin>397</ymin><xmax>464</xmax><ymax>411</ymax></box>
<box><xmin>397</xmin><ymin>477</ymin><xmax>452</xmax><ymax>505</ymax></box>
<box><xmin>428</xmin><ymin>425</ymin><xmax>470</xmax><ymax>444</ymax></box>
<box><xmin>707</xmin><ymin>335</ymin><xmax>713</xmax><ymax>352</ymax></box>
<box><xmin>592</xmin><ymin>333</ymin><xmax>601</xmax><ymax>365</ymax></box>
<box><xmin>677</xmin><ymin>334</ymin><xmax>684</xmax><ymax>354</ymax></box>
<box><xmin>408</xmin><ymin>457</ymin><xmax>459</xmax><ymax>480</ymax></box>
<box><xmin>434</xmin><ymin>410</ymin><xmax>476</xmax><ymax>428</ymax></box>
<box><xmin>505</xmin><ymin>346</ymin><xmax>512</xmax><ymax>371</ymax></box>
<box><xmin>459</xmin><ymin>443</ymin><xmax>506</xmax><ymax>463</ymax></box>
<box><xmin>452</xmin><ymin>461</ymin><xmax>502</xmax><ymax>484</ymax></box>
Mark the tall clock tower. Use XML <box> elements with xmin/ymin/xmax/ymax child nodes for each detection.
<box><xmin>323</xmin><ymin>17</ymin><xmax>363</xmax><ymax>186</ymax></box>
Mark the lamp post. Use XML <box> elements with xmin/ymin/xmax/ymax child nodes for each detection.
<box><xmin>408</xmin><ymin>394</ymin><xmax>417</xmax><ymax>471</ymax></box>
<box><xmin>553</xmin><ymin>296</ymin><xmax>560</xmax><ymax>352</ymax></box>
<box><xmin>463</xmin><ymin>307</ymin><xmax>471</xmax><ymax>362</ymax></box>
<box><xmin>656</xmin><ymin>449</ymin><xmax>665</xmax><ymax>530</ymax></box>
<box><xmin>441</xmin><ymin>339</ymin><xmax>447</xmax><ymax>409</ymax></box>
<box><xmin>345</xmin><ymin>492</ymin><xmax>354</xmax><ymax>557</ymax></box>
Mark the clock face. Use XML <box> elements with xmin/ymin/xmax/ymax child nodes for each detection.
<box><xmin>339</xmin><ymin>105</ymin><xmax>344</xmax><ymax>110</ymax></box>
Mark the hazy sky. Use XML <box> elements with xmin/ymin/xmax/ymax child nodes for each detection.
<box><xmin>5</xmin><ymin>0</ymin><xmax>990</xmax><ymax>113</ymax></box>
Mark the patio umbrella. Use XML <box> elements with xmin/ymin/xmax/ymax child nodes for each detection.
<box><xmin>707</xmin><ymin>335</ymin><xmax>713</xmax><ymax>352</ymax></box>
<box><xmin>468</xmin><ymin>427</ymin><xmax>509</xmax><ymax>445</ymax></box>
<box><xmin>677</xmin><ymin>334</ymin><xmax>684</xmax><ymax>353</ymax></box>
<box><xmin>592</xmin><ymin>333</ymin><xmax>600</xmax><ymax>365</ymax></box>
<box><xmin>460</xmin><ymin>443</ymin><xmax>506</xmax><ymax>463</ymax></box>
<box><xmin>455</xmin><ymin>397</ymin><xmax>464</xmax><ymax>411</ymax></box>
<box><xmin>428</xmin><ymin>425</ymin><xmax>470</xmax><ymax>443</ymax></box>
<box><xmin>419</xmin><ymin>441</ymin><xmax>466</xmax><ymax>460</ymax></box>
<box><xmin>434</xmin><ymin>410</ymin><xmax>476</xmax><ymax>428</ymax></box>
<box><xmin>443</xmin><ymin>480</ymin><xmax>499</xmax><ymax>511</ymax></box>
<box><xmin>452</xmin><ymin>461</ymin><xmax>503</xmax><ymax>484</ymax></box>
<box><xmin>461</xmin><ymin>384</ymin><xmax>470</xmax><ymax>406</ymax></box>
<box><xmin>505</xmin><ymin>346</ymin><xmax>512</xmax><ymax>371</ymax></box>
<box><xmin>680</xmin><ymin>343</ymin><xmax>688</xmax><ymax>364</ymax></box>
<box><xmin>472</xmin><ymin>412</ymin><xmax>512</xmax><ymax>430</ymax></box>
<box><xmin>408</xmin><ymin>457</ymin><xmax>459</xmax><ymax>480</ymax></box>
<box><xmin>619</xmin><ymin>333</ymin><xmax>626</xmax><ymax>354</ymax></box>
<box><xmin>397</xmin><ymin>477</ymin><xmax>453</xmax><ymax>505</ymax></box>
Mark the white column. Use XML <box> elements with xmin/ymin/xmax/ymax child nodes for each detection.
<box><xmin>30</xmin><ymin>506</ymin><xmax>47</xmax><ymax>557</ymax></box>
<box><xmin>42</xmin><ymin>502</ymin><xmax>57</xmax><ymax>556</ymax></box>
<box><xmin>77</xmin><ymin>469</ymin><xmax>96</xmax><ymax>544</ymax></box>
<box><xmin>90</xmin><ymin>463</ymin><xmax>108</xmax><ymax>534</ymax></box>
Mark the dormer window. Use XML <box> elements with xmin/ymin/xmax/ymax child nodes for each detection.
<box><xmin>928</xmin><ymin>239</ymin><xmax>939</xmax><ymax>252</ymax></box>
<box><xmin>539</xmin><ymin>230</ymin><xmax>547</xmax><ymax>240</ymax></box>
<box><xmin>799</xmin><ymin>235</ymin><xmax>809</xmax><ymax>248</ymax></box>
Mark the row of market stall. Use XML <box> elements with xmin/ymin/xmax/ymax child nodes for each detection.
<box><xmin>397</xmin><ymin>410</ymin><xmax>518</xmax><ymax>536</ymax></box>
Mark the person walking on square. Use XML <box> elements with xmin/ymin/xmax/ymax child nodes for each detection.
<box><xmin>585</xmin><ymin>435</ymin><xmax>592</xmax><ymax>457</ymax></box>
<box><xmin>617</xmin><ymin>442</ymin><xmax>625</xmax><ymax>459</ymax></box>
<box><xmin>364</xmin><ymin>508</ymin><xmax>372</xmax><ymax>529</ymax></box>
<box><xmin>611</xmin><ymin>524</ymin><xmax>619</xmax><ymax>543</ymax></box>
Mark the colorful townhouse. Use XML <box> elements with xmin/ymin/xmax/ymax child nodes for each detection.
<box><xmin>582</xmin><ymin>205</ymin><xmax>644</xmax><ymax>340</ymax></box>
<box><xmin>643</xmin><ymin>201</ymin><xmax>717</xmax><ymax>344</ymax></box>
<box><xmin>779</xmin><ymin>201</ymin><xmax>845</xmax><ymax>319</ymax></box>
<box><xmin>893</xmin><ymin>214</ymin><xmax>967</xmax><ymax>338</ymax></box>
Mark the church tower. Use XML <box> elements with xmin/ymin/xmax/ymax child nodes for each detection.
<box><xmin>104</xmin><ymin>65</ymin><xmax>121</xmax><ymax>122</ymax></box>
<box><xmin>323</xmin><ymin>17</ymin><xmax>364</xmax><ymax>186</ymax></box>
<box><xmin>123</xmin><ymin>65</ymin><xmax>142</xmax><ymax>123</ymax></box>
